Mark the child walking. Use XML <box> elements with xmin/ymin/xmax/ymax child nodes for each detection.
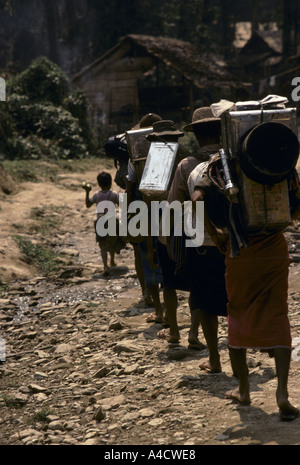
<box><xmin>83</xmin><ymin>171</ymin><xmax>125</xmax><ymax>276</ymax></box>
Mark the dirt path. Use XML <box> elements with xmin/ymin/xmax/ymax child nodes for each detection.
<box><xmin>0</xmin><ymin>158</ymin><xmax>300</xmax><ymax>447</ymax></box>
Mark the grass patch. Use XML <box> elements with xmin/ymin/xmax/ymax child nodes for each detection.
<box><xmin>32</xmin><ymin>408</ymin><xmax>52</xmax><ymax>423</ymax></box>
<box><xmin>0</xmin><ymin>277</ymin><xmax>8</xmax><ymax>297</ymax></box>
<box><xmin>1</xmin><ymin>159</ymin><xmax>55</xmax><ymax>182</ymax></box>
<box><xmin>13</xmin><ymin>235</ymin><xmax>61</xmax><ymax>275</ymax></box>
<box><xmin>2</xmin><ymin>394</ymin><xmax>23</xmax><ymax>409</ymax></box>
<box><xmin>1</xmin><ymin>157</ymin><xmax>113</xmax><ymax>183</ymax></box>
<box><xmin>29</xmin><ymin>205</ymin><xmax>65</xmax><ymax>235</ymax></box>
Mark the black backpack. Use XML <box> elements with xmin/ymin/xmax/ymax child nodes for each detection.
<box><xmin>104</xmin><ymin>133</ymin><xmax>129</xmax><ymax>164</ymax></box>
<box><xmin>104</xmin><ymin>134</ymin><xmax>129</xmax><ymax>189</ymax></box>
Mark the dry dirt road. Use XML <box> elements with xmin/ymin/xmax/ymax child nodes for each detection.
<box><xmin>0</xmin><ymin>157</ymin><xmax>300</xmax><ymax>448</ymax></box>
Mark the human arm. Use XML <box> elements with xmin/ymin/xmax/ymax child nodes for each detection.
<box><xmin>191</xmin><ymin>187</ymin><xmax>228</xmax><ymax>254</ymax></box>
<box><xmin>166</xmin><ymin>159</ymin><xmax>191</xmax><ymax>243</ymax></box>
<box><xmin>126</xmin><ymin>180</ymin><xmax>137</xmax><ymax>205</ymax></box>
<box><xmin>82</xmin><ymin>182</ymin><xmax>93</xmax><ymax>208</ymax></box>
<box><xmin>290</xmin><ymin>169</ymin><xmax>300</xmax><ymax>221</ymax></box>
<box><xmin>147</xmin><ymin>235</ymin><xmax>160</xmax><ymax>269</ymax></box>
<box><xmin>125</xmin><ymin>159</ymin><xmax>138</xmax><ymax>205</ymax></box>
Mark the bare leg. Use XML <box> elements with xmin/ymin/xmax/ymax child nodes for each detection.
<box><xmin>100</xmin><ymin>245</ymin><xmax>109</xmax><ymax>275</ymax></box>
<box><xmin>274</xmin><ymin>347</ymin><xmax>299</xmax><ymax>421</ymax></box>
<box><xmin>110</xmin><ymin>252</ymin><xmax>116</xmax><ymax>267</ymax></box>
<box><xmin>188</xmin><ymin>308</ymin><xmax>205</xmax><ymax>350</ymax></box>
<box><xmin>146</xmin><ymin>285</ymin><xmax>164</xmax><ymax>322</ymax></box>
<box><xmin>133</xmin><ymin>244</ymin><xmax>146</xmax><ymax>294</ymax></box>
<box><xmin>133</xmin><ymin>244</ymin><xmax>154</xmax><ymax>306</ymax></box>
<box><xmin>225</xmin><ymin>347</ymin><xmax>251</xmax><ymax>405</ymax></box>
<box><xmin>198</xmin><ymin>310</ymin><xmax>221</xmax><ymax>373</ymax></box>
<box><xmin>158</xmin><ymin>288</ymin><xmax>179</xmax><ymax>341</ymax></box>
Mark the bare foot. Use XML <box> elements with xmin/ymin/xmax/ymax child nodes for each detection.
<box><xmin>277</xmin><ymin>398</ymin><xmax>299</xmax><ymax>421</ymax></box>
<box><xmin>157</xmin><ymin>328</ymin><xmax>179</xmax><ymax>344</ymax></box>
<box><xmin>199</xmin><ymin>359</ymin><xmax>221</xmax><ymax>373</ymax></box>
<box><xmin>146</xmin><ymin>312</ymin><xmax>163</xmax><ymax>324</ymax></box>
<box><xmin>144</xmin><ymin>291</ymin><xmax>154</xmax><ymax>307</ymax></box>
<box><xmin>225</xmin><ymin>388</ymin><xmax>251</xmax><ymax>405</ymax></box>
<box><xmin>188</xmin><ymin>338</ymin><xmax>206</xmax><ymax>350</ymax></box>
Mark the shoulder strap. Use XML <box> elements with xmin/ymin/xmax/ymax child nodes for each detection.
<box><xmin>187</xmin><ymin>161</ymin><xmax>209</xmax><ymax>197</ymax></box>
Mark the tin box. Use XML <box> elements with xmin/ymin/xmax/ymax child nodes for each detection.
<box><xmin>139</xmin><ymin>142</ymin><xmax>179</xmax><ymax>200</ymax></box>
<box><xmin>222</xmin><ymin>107</ymin><xmax>298</xmax><ymax>158</ymax></box>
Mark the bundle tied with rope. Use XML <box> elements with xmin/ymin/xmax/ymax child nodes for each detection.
<box><xmin>205</xmin><ymin>153</ymin><xmax>248</xmax><ymax>257</ymax></box>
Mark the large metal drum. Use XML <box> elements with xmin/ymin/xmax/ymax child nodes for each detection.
<box><xmin>221</xmin><ymin>105</ymin><xmax>299</xmax><ymax>232</ymax></box>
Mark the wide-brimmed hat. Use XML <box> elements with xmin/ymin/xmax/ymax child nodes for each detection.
<box><xmin>146</xmin><ymin>120</ymin><xmax>184</xmax><ymax>140</ymax></box>
<box><xmin>183</xmin><ymin>107</ymin><xmax>220</xmax><ymax>132</ymax></box>
<box><xmin>134</xmin><ymin>113</ymin><xmax>162</xmax><ymax>129</ymax></box>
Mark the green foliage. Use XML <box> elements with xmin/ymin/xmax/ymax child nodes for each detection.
<box><xmin>2</xmin><ymin>394</ymin><xmax>23</xmax><ymax>409</ymax></box>
<box><xmin>8</xmin><ymin>56</ymin><xmax>70</xmax><ymax>106</ymax></box>
<box><xmin>13</xmin><ymin>235</ymin><xmax>61</xmax><ymax>275</ymax></box>
<box><xmin>32</xmin><ymin>408</ymin><xmax>52</xmax><ymax>423</ymax></box>
<box><xmin>5</xmin><ymin>134</ymin><xmax>63</xmax><ymax>160</ymax></box>
<box><xmin>29</xmin><ymin>205</ymin><xmax>65</xmax><ymax>235</ymax></box>
<box><xmin>2</xmin><ymin>157</ymin><xmax>107</xmax><ymax>183</ymax></box>
<box><xmin>0</xmin><ymin>106</ymin><xmax>14</xmax><ymax>155</ymax></box>
<box><xmin>1</xmin><ymin>57</ymin><xmax>91</xmax><ymax>160</ymax></box>
<box><xmin>0</xmin><ymin>276</ymin><xmax>8</xmax><ymax>297</ymax></box>
<box><xmin>63</xmin><ymin>89</ymin><xmax>92</xmax><ymax>150</ymax></box>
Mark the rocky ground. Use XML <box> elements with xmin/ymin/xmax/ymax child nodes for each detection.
<box><xmin>0</xmin><ymin>158</ymin><xmax>300</xmax><ymax>447</ymax></box>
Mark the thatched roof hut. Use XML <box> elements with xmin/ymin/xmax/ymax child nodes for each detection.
<box><xmin>72</xmin><ymin>34</ymin><xmax>238</xmax><ymax>133</ymax></box>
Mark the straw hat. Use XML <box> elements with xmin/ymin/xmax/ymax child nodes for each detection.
<box><xmin>146</xmin><ymin>120</ymin><xmax>184</xmax><ymax>140</ymax></box>
<box><xmin>183</xmin><ymin>107</ymin><xmax>220</xmax><ymax>132</ymax></box>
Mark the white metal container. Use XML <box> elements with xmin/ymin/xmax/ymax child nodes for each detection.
<box><xmin>139</xmin><ymin>141</ymin><xmax>179</xmax><ymax>200</ymax></box>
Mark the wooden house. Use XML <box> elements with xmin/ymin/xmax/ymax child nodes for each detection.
<box><xmin>72</xmin><ymin>34</ymin><xmax>238</xmax><ymax>134</ymax></box>
<box><xmin>238</xmin><ymin>30</ymin><xmax>281</xmax><ymax>81</ymax></box>
<box><xmin>237</xmin><ymin>28</ymin><xmax>300</xmax><ymax>100</ymax></box>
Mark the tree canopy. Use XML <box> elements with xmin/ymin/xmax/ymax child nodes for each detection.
<box><xmin>0</xmin><ymin>0</ymin><xmax>293</xmax><ymax>76</ymax></box>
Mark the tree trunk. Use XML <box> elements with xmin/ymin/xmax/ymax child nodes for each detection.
<box><xmin>251</xmin><ymin>0</ymin><xmax>259</xmax><ymax>35</ymax></box>
<box><xmin>282</xmin><ymin>0</ymin><xmax>293</xmax><ymax>60</ymax></box>
<box><xmin>220</xmin><ymin>0</ymin><xmax>235</xmax><ymax>59</ymax></box>
<box><xmin>44</xmin><ymin>0</ymin><xmax>59</xmax><ymax>63</ymax></box>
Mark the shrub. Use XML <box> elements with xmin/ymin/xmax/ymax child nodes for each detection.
<box><xmin>2</xmin><ymin>57</ymin><xmax>91</xmax><ymax>160</ymax></box>
<box><xmin>63</xmin><ymin>89</ymin><xmax>91</xmax><ymax>144</ymax></box>
<box><xmin>8</xmin><ymin>56</ymin><xmax>70</xmax><ymax>106</ymax></box>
